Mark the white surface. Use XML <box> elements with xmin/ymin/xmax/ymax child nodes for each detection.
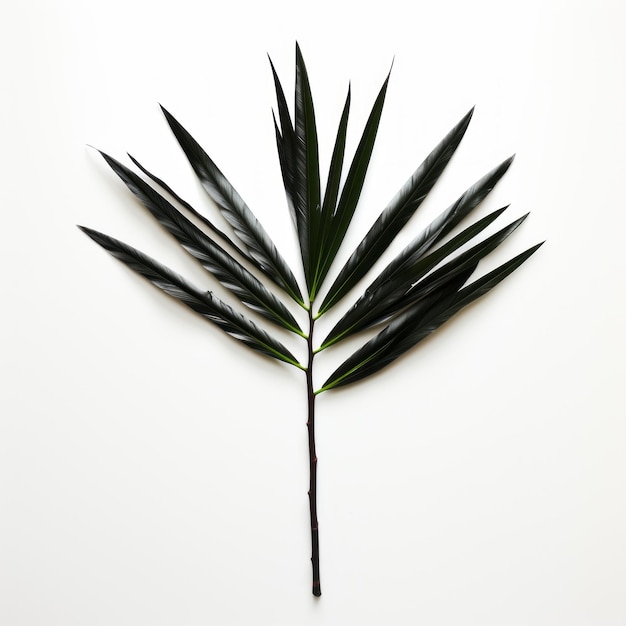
<box><xmin>2</xmin><ymin>1</ymin><xmax>625</xmax><ymax>624</ymax></box>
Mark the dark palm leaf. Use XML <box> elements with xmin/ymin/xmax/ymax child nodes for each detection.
<box><xmin>362</xmin><ymin>156</ymin><xmax>515</xmax><ymax>294</ymax></box>
<box><xmin>319</xmin><ymin>157</ymin><xmax>517</xmax><ymax>349</ymax></box>
<box><xmin>320</xmin><ymin>207</ymin><xmax>511</xmax><ymax>348</ymax></box>
<box><xmin>312</xmin><ymin>69</ymin><xmax>391</xmax><ymax>299</ymax></box>
<box><xmin>319</xmin><ymin>270</ymin><xmax>475</xmax><ymax>391</ymax></box>
<box><xmin>318</xmin><ymin>107</ymin><xmax>474</xmax><ymax>314</ymax></box>
<box><xmin>445</xmin><ymin>241</ymin><xmax>543</xmax><ymax>310</ymax></box>
<box><xmin>160</xmin><ymin>106</ymin><xmax>305</xmax><ymax>305</ymax></box>
<box><xmin>369</xmin><ymin>213</ymin><xmax>529</xmax><ymax>325</ymax></box>
<box><xmin>312</xmin><ymin>85</ymin><xmax>351</xmax><ymax>296</ymax></box>
<box><xmin>99</xmin><ymin>151</ymin><xmax>304</xmax><ymax>336</ymax></box>
<box><xmin>269</xmin><ymin>56</ymin><xmax>298</xmax><ymax>227</ymax></box>
<box><xmin>127</xmin><ymin>153</ymin><xmax>248</xmax><ymax>260</ymax></box>
<box><xmin>294</xmin><ymin>43</ymin><xmax>321</xmax><ymax>290</ymax></box>
<box><xmin>78</xmin><ymin>226</ymin><xmax>303</xmax><ymax>368</ymax></box>
<box><xmin>320</xmin><ymin>242</ymin><xmax>542</xmax><ymax>391</ymax></box>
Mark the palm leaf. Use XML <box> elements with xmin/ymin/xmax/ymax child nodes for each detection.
<box><xmin>160</xmin><ymin>105</ymin><xmax>305</xmax><ymax>305</ymax></box>
<box><xmin>318</xmin><ymin>107</ymin><xmax>474</xmax><ymax>314</ymax></box>
<box><xmin>369</xmin><ymin>213</ymin><xmax>529</xmax><ymax>325</ymax></box>
<box><xmin>294</xmin><ymin>43</ymin><xmax>321</xmax><ymax>290</ymax></box>
<box><xmin>127</xmin><ymin>153</ymin><xmax>249</xmax><ymax>260</ymax></box>
<box><xmin>447</xmin><ymin>242</ymin><xmax>544</xmax><ymax>310</ymax></box>
<box><xmin>78</xmin><ymin>226</ymin><xmax>303</xmax><ymax>368</ymax></box>
<box><xmin>320</xmin><ymin>242</ymin><xmax>542</xmax><ymax>391</ymax></box>
<box><xmin>429</xmin><ymin>156</ymin><xmax>514</xmax><ymax>243</ymax></box>
<box><xmin>313</xmin><ymin>69</ymin><xmax>392</xmax><ymax>298</ymax></box>
<box><xmin>320</xmin><ymin>207</ymin><xmax>510</xmax><ymax>348</ymax></box>
<box><xmin>319</xmin><ymin>271</ymin><xmax>473</xmax><ymax>391</ymax></box>
<box><xmin>99</xmin><ymin>151</ymin><xmax>304</xmax><ymax>336</ymax></box>
<box><xmin>269</xmin><ymin>56</ymin><xmax>298</xmax><ymax>227</ymax></box>
<box><xmin>311</xmin><ymin>85</ymin><xmax>351</xmax><ymax>298</ymax></box>
<box><xmin>361</xmin><ymin>156</ymin><xmax>515</xmax><ymax>295</ymax></box>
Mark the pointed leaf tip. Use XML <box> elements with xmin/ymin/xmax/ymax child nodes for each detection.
<box><xmin>159</xmin><ymin>104</ymin><xmax>173</xmax><ymax>122</ymax></box>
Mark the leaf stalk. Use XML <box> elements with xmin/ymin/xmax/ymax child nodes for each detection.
<box><xmin>306</xmin><ymin>304</ymin><xmax>321</xmax><ymax>596</ymax></box>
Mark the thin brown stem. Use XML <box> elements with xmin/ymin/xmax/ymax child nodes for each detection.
<box><xmin>306</xmin><ymin>306</ymin><xmax>321</xmax><ymax>597</ymax></box>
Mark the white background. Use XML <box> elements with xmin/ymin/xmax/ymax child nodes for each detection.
<box><xmin>2</xmin><ymin>1</ymin><xmax>625</xmax><ymax>624</ymax></box>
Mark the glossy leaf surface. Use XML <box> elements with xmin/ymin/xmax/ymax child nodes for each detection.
<box><xmin>318</xmin><ymin>107</ymin><xmax>474</xmax><ymax>314</ymax></box>
<box><xmin>320</xmin><ymin>242</ymin><xmax>542</xmax><ymax>391</ymax></box>
<box><xmin>363</xmin><ymin>156</ymin><xmax>515</xmax><ymax>293</ymax></box>
<box><xmin>161</xmin><ymin>106</ymin><xmax>304</xmax><ymax>305</ymax></box>
<box><xmin>78</xmin><ymin>226</ymin><xmax>303</xmax><ymax>367</ymax></box>
<box><xmin>311</xmin><ymin>86</ymin><xmax>351</xmax><ymax>298</ymax></box>
<box><xmin>314</xmin><ymin>70</ymin><xmax>391</xmax><ymax>299</ymax></box>
<box><xmin>269</xmin><ymin>56</ymin><xmax>298</xmax><ymax>228</ymax></box>
<box><xmin>320</xmin><ymin>207</ymin><xmax>511</xmax><ymax>348</ymax></box>
<box><xmin>127</xmin><ymin>153</ymin><xmax>248</xmax><ymax>260</ymax></box>
<box><xmin>100</xmin><ymin>151</ymin><xmax>304</xmax><ymax>336</ymax></box>
<box><xmin>319</xmin><ymin>271</ymin><xmax>475</xmax><ymax>391</ymax></box>
<box><xmin>294</xmin><ymin>43</ymin><xmax>321</xmax><ymax>289</ymax></box>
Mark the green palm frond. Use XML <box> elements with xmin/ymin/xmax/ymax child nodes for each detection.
<box><xmin>80</xmin><ymin>43</ymin><xmax>542</xmax><ymax>597</ymax></box>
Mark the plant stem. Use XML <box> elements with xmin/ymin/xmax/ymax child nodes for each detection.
<box><xmin>306</xmin><ymin>305</ymin><xmax>321</xmax><ymax>597</ymax></box>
